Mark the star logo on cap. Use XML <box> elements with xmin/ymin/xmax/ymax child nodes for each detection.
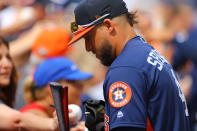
<box><xmin>95</xmin><ymin>16</ymin><xmax>101</xmax><ymax>19</ymax></box>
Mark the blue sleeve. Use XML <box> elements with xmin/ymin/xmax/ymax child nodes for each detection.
<box><xmin>111</xmin><ymin>127</ymin><xmax>145</xmax><ymax>131</ymax></box>
<box><xmin>104</xmin><ymin>67</ymin><xmax>147</xmax><ymax>130</ymax></box>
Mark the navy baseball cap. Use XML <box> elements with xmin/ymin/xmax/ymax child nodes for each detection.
<box><xmin>68</xmin><ymin>0</ymin><xmax>128</xmax><ymax>45</ymax></box>
<box><xmin>34</xmin><ymin>57</ymin><xmax>93</xmax><ymax>87</ymax></box>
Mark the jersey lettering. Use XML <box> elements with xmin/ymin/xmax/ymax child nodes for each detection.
<box><xmin>147</xmin><ymin>49</ymin><xmax>168</xmax><ymax>71</ymax></box>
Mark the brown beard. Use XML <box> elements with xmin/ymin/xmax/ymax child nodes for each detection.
<box><xmin>99</xmin><ymin>40</ymin><xmax>116</xmax><ymax>66</ymax></box>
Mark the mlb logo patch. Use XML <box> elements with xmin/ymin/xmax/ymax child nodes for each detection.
<box><xmin>117</xmin><ymin>111</ymin><xmax>124</xmax><ymax>118</ymax></box>
<box><xmin>109</xmin><ymin>81</ymin><xmax>132</xmax><ymax>108</ymax></box>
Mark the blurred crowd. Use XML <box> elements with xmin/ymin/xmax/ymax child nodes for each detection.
<box><xmin>0</xmin><ymin>0</ymin><xmax>197</xmax><ymax>130</ymax></box>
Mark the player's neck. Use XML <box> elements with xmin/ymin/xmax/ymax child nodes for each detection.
<box><xmin>115</xmin><ymin>26</ymin><xmax>137</xmax><ymax>56</ymax></box>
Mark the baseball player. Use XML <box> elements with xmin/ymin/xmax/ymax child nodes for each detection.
<box><xmin>68</xmin><ymin>0</ymin><xmax>191</xmax><ymax>130</ymax></box>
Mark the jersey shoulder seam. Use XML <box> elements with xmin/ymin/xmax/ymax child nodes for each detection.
<box><xmin>109</xmin><ymin>66</ymin><xmax>145</xmax><ymax>73</ymax></box>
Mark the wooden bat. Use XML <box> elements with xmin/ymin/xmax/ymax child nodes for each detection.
<box><xmin>49</xmin><ymin>82</ymin><xmax>70</xmax><ymax>131</ymax></box>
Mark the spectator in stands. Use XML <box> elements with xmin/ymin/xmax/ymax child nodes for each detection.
<box><xmin>0</xmin><ymin>36</ymin><xmax>58</xmax><ymax>131</ymax></box>
<box><xmin>20</xmin><ymin>57</ymin><xmax>93</xmax><ymax>119</ymax></box>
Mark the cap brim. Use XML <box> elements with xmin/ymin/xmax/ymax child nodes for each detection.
<box><xmin>68</xmin><ymin>26</ymin><xmax>95</xmax><ymax>46</ymax></box>
<box><xmin>65</xmin><ymin>70</ymin><xmax>93</xmax><ymax>80</ymax></box>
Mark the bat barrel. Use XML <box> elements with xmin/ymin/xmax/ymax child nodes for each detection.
<box><xmin>50</xmin><ymin>82</ymin><xmax>70</xmax><ymax>131</ymax></box>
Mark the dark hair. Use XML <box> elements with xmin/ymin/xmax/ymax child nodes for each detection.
<box><xmin>0</xmin><ymin>36</ymin><xmax>18</xmax><ymax>107</ymax></box>
<box><xmin>125</xmin><ymin>11</ymin><xmax>138</xmax><ymax>27</ymax></box>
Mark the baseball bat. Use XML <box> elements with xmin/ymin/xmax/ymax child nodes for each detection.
<box><xmin>49</xmin><ymin>82</ymin><xmax>70</xmax><ymax>131</ymax></box>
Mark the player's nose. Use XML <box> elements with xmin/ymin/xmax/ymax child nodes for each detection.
<box><xmin>85</xmin><ymin>40</ymin><xmax>92</xmax><ymax>52</ymax></box>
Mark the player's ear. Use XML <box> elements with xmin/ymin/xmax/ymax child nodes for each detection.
<box><xmin>103</xmin><ymin>19</ymin><xmax>114</xmax><ymax>33</ymax></box>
